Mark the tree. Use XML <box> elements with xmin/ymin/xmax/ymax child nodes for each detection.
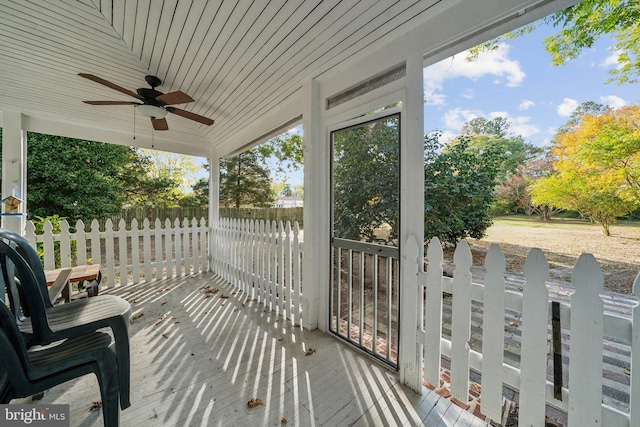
<box><xmin>495</xmin><ymin>156</ymin><xmax>562</xmax><ymax>220</ymax></box>
<box><xmin>469</xmin><ymin>1</ymin><xmax>640</xmax><ymax>85</ymax></box>
<box><xmin>460</xmin><ymin>117</ymin><xmax>544</xmax><ymax>182</ymax></box>
<box><xmin>424</xmin><ymin>132</ymin><xmax>502</xmax><ymax>245</ymax></box>
<box><xmin>530</xmin><ymin>105</ymin><xmax>640</xmax><ymax>234</ymax></box>
<box><xmin>219</xmin><ymin>149</ymin><xmax>274</xmax><ymax>208</ymax></box>
<box><xmin>333</xmin><ymin>116</ymin><xmax>399</xmax><ymax>243</ymax></box>
<box><xmin>18</xmin><ymin>132</ymin><xmax>144</xmax><ymax>221</ymax></box>
<box><xmin>257</xmin><ymin>132</ymin><xmax>304</xmax><ymax>175</ymax></box>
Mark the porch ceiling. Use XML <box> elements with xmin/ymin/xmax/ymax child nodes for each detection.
<box><xmin>0</xmin><ymin>0</ymin><xmax>573</xmax><ymax>158</ymax></box>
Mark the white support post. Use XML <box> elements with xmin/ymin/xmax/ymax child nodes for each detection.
<box><xmin>302</xmin><ymin>78</ymin><xmax>326</xmax><ymax>331</ymax></box>
<box><xmin>1</xmin><ymin>111</ymin><xmax>27</xmax><ymax>235</ymax></box>
<box><xmin>398</xmin><ymin>54</ymin><xmax>425</xmax><ymax>393</ymax></box>
<box><xmin>208</xmin><ymin>150</ymin><xmax>220</xmax><ymax>271</ymax></box>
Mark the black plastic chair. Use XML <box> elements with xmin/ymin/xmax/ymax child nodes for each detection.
<box><xmin>0</xmin><ymin>232</ymin><xmax>131</xmax><ymax>409</ymax></box>
<box><xmin>0</xmin><ymin>302</ymin><xmax>120</xmax><ymax>426</ymax></box>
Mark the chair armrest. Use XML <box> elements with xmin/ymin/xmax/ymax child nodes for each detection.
<box><xmin>47</xmin><ymin>268</ymin><xmax>72</xmax><ymax>304</ymax></box>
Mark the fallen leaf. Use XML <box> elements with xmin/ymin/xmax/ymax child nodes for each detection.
<box><xmin>162</xmin><ymin>333</ymin><xmax>168</xmax><ymax>339</ymax></box>
<box><xmin>131</xmin><ymin>312</ymin><xmax>144</xmax><ymax>322</ymax></box>
<box><xmin>509</xmin><ymin>321</ymin><xmax>519</xmax><ymax>327</ymax></box>
<box><xmin>220</xmin><ymin>294</ymin><xmax>229</xmax><ymax>299</ymax></box>
<box><xmin>89</xmin><ymin>401</ymin><xmax>102</xmax><ymax>412</ymax></box>
<box><xmin>281</xmin><ymin>417</ymin><xmax>287</xmax><ymax>424</ymax></box>
<box><xmin>305</xmin><ymin>348</ymin><xmax>315</xmax><ymax>356</ymax></box>
<box><xmin>161</xmin><ymin>301</ymin><xmax>167</xmax><ymax>306</ymax></box>
<box><xmin>247</xmin><ymin>398</ymin><xmax>263</xmax><ymax>408</ymax></box>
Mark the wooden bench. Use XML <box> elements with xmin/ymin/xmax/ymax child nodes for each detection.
<box><xmin>45</xmin><ymin>264</ymin><xmax>102</xmax><ymax>303</ymax></box>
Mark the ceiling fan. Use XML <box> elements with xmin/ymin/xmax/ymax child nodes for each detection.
<box><xmin>78</xmin><ymin>73</ymin><xmax>214</xmax><ymax>131</ymax></box>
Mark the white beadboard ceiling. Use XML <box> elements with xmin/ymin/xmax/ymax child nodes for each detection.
<box><xmin>0</xmin><ymin>0</ymin><xmax>572</xmax><ymax>158</ymax></box>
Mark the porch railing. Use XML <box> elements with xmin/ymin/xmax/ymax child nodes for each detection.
<box><xmin>412</xmin><ymin>237</ymin><xmax>638</xmax><ymax>427</ymax></box>
<box><xmin>212</xmin><ymin>218</ymin><xmax>304</xmax><ymax>325</ymax></box>
<box><xmin>24</xmin><ymin>216</ymin><xmax>638</xmax><ymax>425</ymax></box>
<box><xmin>25</xmin><ymin>217</ymin><xmax>210</xmax><ymax>287</ymax></box>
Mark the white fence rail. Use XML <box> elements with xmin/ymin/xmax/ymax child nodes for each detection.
<box><xmin>25</xmin><ymin>217</ymin><xmax>210</xmax><ymax>287</ymax></box>
<box><xmin>413</xmin><ymin>237</ymin><xmax>638</xmax><ymax>427</ymax></box>
<box><xmin>23</xmin><ymin>215</ymin><xmax>638</xmax><ymax>425</ymax></box>
<box><xmin>212</xmin><ymin>218</ymin><xmax>304</xmax><ymax>325</ymax></box>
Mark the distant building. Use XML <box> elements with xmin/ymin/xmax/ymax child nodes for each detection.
<box><xmin>275</xmin><ymin>196</ymin><xmax>303</xmax><ymax>208</ymax></box>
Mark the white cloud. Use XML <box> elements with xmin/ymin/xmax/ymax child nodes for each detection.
<box><xmin>441</xmin><ymin>108</ymin><xmax>482</xmax><ymax>131</ymax></box>
<box><xmin>600</xmin><ymin>49</ymin><xmax>624</xmax><ymax>70</ymax></box>
<box><xmin>519</xmin><ymin>99</ymin><xmax>535</xmax><ymax>110</ymax></box>
<box><xmin>599</xmin><ymin>95</ymin><xmax>627</xmax><ymax>109</ymax></box>
<box><xmin>557</xmin><ymin>98</ymin><xmax>579</xmax><ymax>117</ymax></box>
<box><xmin>424</xmin><ymin>43</ymin><xmax>525</xmax><ymax>105</ymax></box>
<box><xmin>439</xmin><ymin>108</ymin><xmax>540</xmax><ymax>138</ymax></box>
<box><xmin>461</xmin><ymin>88</ymin><xmax>474</xmax><ymax>99</ymax></box>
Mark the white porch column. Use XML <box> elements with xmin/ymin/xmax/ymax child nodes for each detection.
<box><xmin>301</xmin><ymin>78</ymin><xmax>327</xmax><ymax>331</ymax></box>
<box><xmin>398</xmin><ymin>54</ymin><xmax>425</xmax><ymax>392</ymax></box>
<box><xmin>208</xmin><ymin>150</ymin><xmax>220</xmax><ymax>271</ymax></box>
<box><xmin>1</xmin><ymin>111</ymin><xmax>28</xmax><ymax>235</ymax></box>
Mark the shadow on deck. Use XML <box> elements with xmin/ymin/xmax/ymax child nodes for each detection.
<box><xmin>23</xmin><ymin>273</ymin><xmax>489</xmax><ymax>426</ymax></box>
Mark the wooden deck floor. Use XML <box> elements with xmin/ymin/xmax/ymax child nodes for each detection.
<box><xmin>26</xmin><ymin>273</ymin><xmax>490</xmax><ymax>427</ymax></box>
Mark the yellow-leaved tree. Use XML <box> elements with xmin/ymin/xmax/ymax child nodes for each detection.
<box><xmin>531</xmin><ymin>105</ymin><xmax>640</xmax><ymax>235</ymax></box>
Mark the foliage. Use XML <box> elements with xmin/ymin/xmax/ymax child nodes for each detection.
<box><xmin>20</xmin><ymin>132</ymin><xmax>142</xmax><ymax>221</ymax></box>
<box><xmin>468</xmin><ymin>0</ymin><xmax>640</xmax><ymax>85</ymax></box>
<box><xmin>495</xmin><ymin>156</ymin><xmax>561</xmax><ymax>220</ymax></box>
<box><xmin>333</xmin><ymin>115</ymin><xmax>399</xmax><ymax>243</ymax></box>
<box><xmin>127</xmin><ymin>149</ymin><xmax>201</xmax><ymax>208</ymax></box>
<box><xmin>530</xmin><ymin>105</ymin><xmax>640</xmax><ymax>234</ymax></box>
<box><xmin>545</xmin><ymin>0</ymin><xmax>640</xmax><ymax>84</ymax></box>
<box><xmin>219</xmin><ymin>149</ymin><xmax>274</xmax><ymax>208</ymax></box>
<box><xmin>257</xmin><ymin>132</ymin><xmax>304</xmax><ymax>174</ymax></box>
<box><xmin>459</xmin><ymin>117</ymin><xmax>544</xmax><ymax>181</ymax></box>
<box><xmin>424</xmin><ymin>132</ymin><xmax>502</xmax><ymax>245</ymax></box>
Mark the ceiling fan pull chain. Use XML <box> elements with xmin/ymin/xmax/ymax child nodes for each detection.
<box><xmin>133</xmin><ymin>108</ymin><xmax>136</xmax><ymax>140</ymax></box>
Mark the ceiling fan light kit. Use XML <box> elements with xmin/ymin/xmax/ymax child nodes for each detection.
<box><xmin>136</xmin><ymin>104</ymin><xmax>168</xmax><ymax>119</ymax></box>
<box><xmin>79</xmin><ymin>73</ymin><xmax>214</xmax><ymax>131</ymax></box>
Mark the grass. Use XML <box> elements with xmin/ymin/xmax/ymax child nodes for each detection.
<box><xmin>464</xmin><ymin>215</ymin><xmax>640</xmax><ymax>294</ymax></box>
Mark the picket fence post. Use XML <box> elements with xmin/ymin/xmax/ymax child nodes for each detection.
<box><xmin>42</xmin><ymin>221</ymin><xmax>54</xmax><ymax>270</ymax></box>
<box><xmin>519</xmin><ymin>248</ymin><xmax>550</xmax><ymax>426</ymax></box>
<box><xmin>164</xmin><ymin>218</ymin><xmax>173</xmax><ymax>278</ymax></box>
<box><xmin>424</xmin><ymin>237</ymin><xmax>444</xmax><ymax>387</ymax></box>
<box><xmin>142</xmin><ymin>218</ymin><xmax>152</xmax><ymax>282</ymax></box>
<box><xmin>117</xmin><ymin>218</ymin><xmax>127</xmax><ymax>286</ymax></box>
<box><xmin>450</xmin><ymin>240</ymin><xmax>472</xmax><ymax>402</ymax></box>
<box><xmin>131</xmin><ymin>218</ymin><xmax>140</xmax><ymax>283</ymax></box>
<box><xmin>154</xmin><ymin>218</ymin><xmax>163</xmax><ymax>280</ymax></box>
<box><xmin>76</xmin><ymin>219</ymin><xmax>87</xmax><ymax>265</ymax></box>
<box><xmin>89</xmin><ymin>219</ymin><xmax>101</xmax><ymax>268</ymax></box>
<box><xmin>104</xmin><ymin>219</ymin><xmax>115</xmax><ymax>287</ymax></box>
<box><xmin>59</xmin><ymin>220</ymin><xmax>71</xmax><ymax>268</ymax></box>
<box><xmin>568</xmin><ymin>253</ymin><xmax>604</xmax><ymax>426</ymax></box>
<box><xmin>481</xmin><ymin>244</ymin><xmax>506</xmax><ymax>421</ymax></box>
<box><xmin>293</xmin><ymin>221</ymin><xmax>302</xmax><ymax>324</ymax></box>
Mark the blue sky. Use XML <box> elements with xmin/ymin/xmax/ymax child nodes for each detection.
<box><xmin>424</xmin><ymin>20</ymin><xmax>637</xmax><ymax>147</ymax></box>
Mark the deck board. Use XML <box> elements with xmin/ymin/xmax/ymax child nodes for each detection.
<box><xmin>18</xmin><ymin>273</ymin><xmax>490</xmax><ymax>427</ymax></box>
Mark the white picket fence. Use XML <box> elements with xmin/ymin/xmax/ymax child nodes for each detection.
<box><xmin>212</xmin><ymin>218</ymin><xmax>304</xmax><ymax>325</ymax></box>
<box><xmin>22</xmin><ymin>215</ymin><xmax>639</xmax><ymax>425</ymax></box>
<box><xmin>25</xmin><ymin>217</ymin><xmax>210</xmax><ymax>287</ymax></box>
<box><xmin>412</xmin><ymin>237</ymin><xmax>639</xmax><ymax>427</ymax></box>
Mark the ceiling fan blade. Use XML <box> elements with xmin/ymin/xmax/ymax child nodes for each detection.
<box><xmin>151</xmin><ymin>118</ymin><xmax>169</xmax><ymax>131</ymax></box>
<box><xmin>167</xmin><ymin>107</ymin><xmax>214</xmax><ymax>126</ymax></box>
<box><xmin>83</xmin><ymin>101</ymin><xmax>140</xmax><ymax>105</ymax></box>
<box><xmin>78</xmin><ymin>73</ymin><xmax>144</xmax><ymax>100</ymax></box>
<box><xmin>155</xmin><ymin>91</ymin><xmax>194</xmax><ymax>105</ymax></box>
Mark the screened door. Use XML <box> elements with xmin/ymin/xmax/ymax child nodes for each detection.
<box><xmin>330</xmin><ymin>113</ymin><xmax>400</xmax><ymax>367</ymax></box>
